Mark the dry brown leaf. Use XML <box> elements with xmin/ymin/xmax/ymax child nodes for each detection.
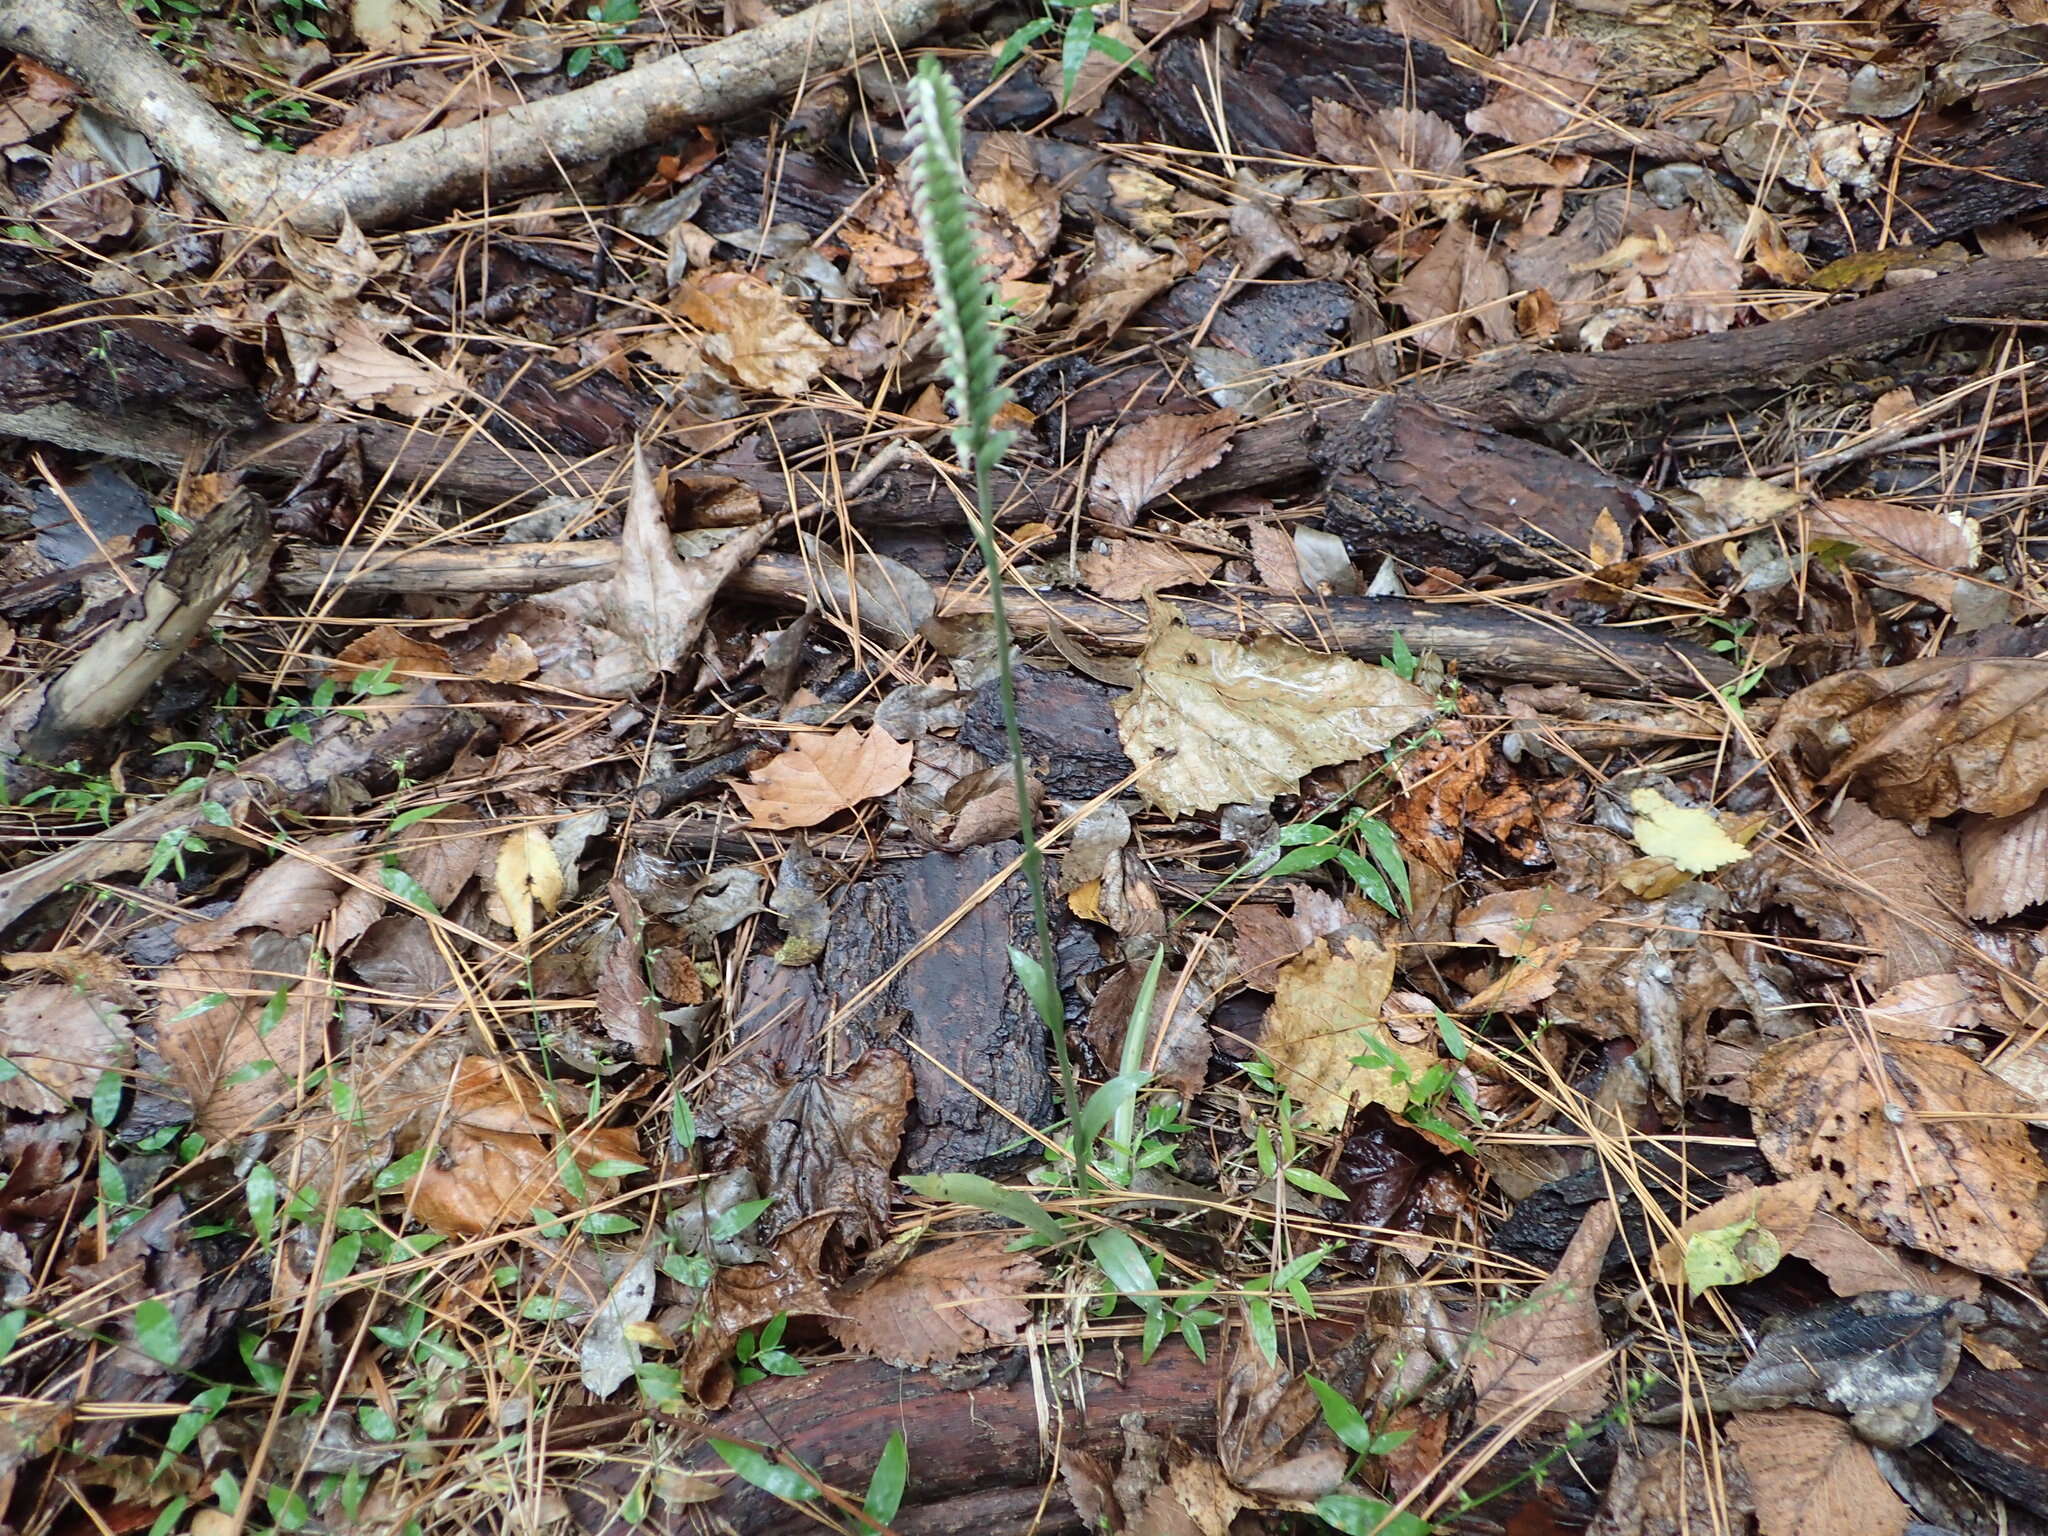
<box><xmin>971</xmin><ymin>134</ymin><xmax>1061</xmax><ymax>278</ymax></box>
<box><xmin>1808</xmin><ymin>498</ymin><xmax>1977</xmax><ymax>610</ymax></box>
<box><xmin>1114</xmin><ymin>603</ymin><xmax>1435</xmax><ymax>818</ymax></box>
<box><xmin>1820</xmin><ymin>802</ymin><xmax>1967</xmax><ymax>989</ymax></box>
<box><xmin>353</xmin><ymin>0</ymin><xmax>442</xmax><ymax>53</ymax></box>
<box><xmin>1247</xmin><ymin>523</ymin><xmax>1304</xmax><ymax>594</ymax></box>
<box><xmin>1471</xmin><ymin>1199</ymin><xmax>1614</xmax><ymax>1424</ymax></box>
<box><xmin>701</xmin><ymin>1049</ymin><xmax>912</xmax><ymax>1256</ymax></box>
<box><xmin>1071</xmin><ymin>223</ymin><xmax>1184</xmax><ymax>339</ymax></box>
<box><xmin>319</xmin><ymin>319</ymin><xmax>462</xmax><ymax>416</ymax></box>
<box><xmin>177</xmin><ymin>831</ymin><xmax>365</xmax><ymax>952</ymax></box>
<box><xmin>1788</xmin><ymin>1210</ymin><xmax>1981</xmax><ymax>1302</ymax></box>
<box><xmin>674</xmin><ymin>271</ymin><xmax>831</xmax><ymax>399</ymax></box>
<box><xmin>1864</xmin><ymin>972</ymin><xmax>1986</xmax><ymax>1041</ymax></box>
<box><xmin>34</xmin><ymin>154</ymin><xmax>133</xmax><ymax>245</ymax></box>
<box><xmin>0</xmin><ymin>985</ymin><xmax>132</xmax><ymax>1116</ymax></box>
<box><xmin>1767</xmin><ymin>658</ymin><xmax>2048</xmax><ymax>821</ymax></box>
<box><xmin>155</xmin><ymin>942</ymin><xmax>323</xmax><ymax>1140</ymax></box>
<box><xmin>734</xmin><ymin>725</ymin><xmax>914</xmax><ymax>830</ymax></box>
<box><xmin>1261</xmin><ymin>930</ymin><xmax>1417</xmax><ymax>1129</ymax></box>
<box><xmin>1312</xmin><ymin>103</ymin><xmax>1466</xmax><ymax>219</ymax></box>
<box><xmin>828</xmin><ymin>1238</ymin><xmax>1041</xmax><ymax>1367</ymax></box>
<box><xmin>1650</xmin><ymin>1175</ymin><xmax>1822</xmax><ymax>1289</ymax></box>
<box><xmin>1454</xmin><ymin>884</ymin><xmax>1609</xmax><ymax>958</ymax></box>
<box><xmin>1088</xmin><ymin>412</ymin><xmax>1238</xmax><ymax>526</ymax></box>
<box><xmin>1727</xmin><ymin>1409</ymin><xmax>1909</xmax><ymax>1536</ymax></box>
<box><xmin>404</xmin><ymin>1056</ymin><xmax>639</xmax><ymax>1236</ymax></box>
<box><xmin>1466</xmin><ymin>37</ymin><xmax>1602</xmax><ymax>142</ymax></box>
<box><xmin>1077</xmin><ymin>539</ymin><xmax>1223</xmax><ymax>599</ymax></box>
<box><xmin>683</xmin><ymin>1213</ymin><xmax>840</xmax><ymax>1408</ymax></box>
<box><xmin>1959</xmin><ymin>798</ymin><xmax>2048</xmax><ymax>921</ymax></box>
<box><xmin>1231</xmin><ymin>884</ymin><xmax>1351</xmax><ymax>991</ymax></box>
<box><xmin>1652</xmin><ymin>231</ymin><xmax>1742</xmax><ymax>335</ymax></box>
<box><xmin>1086</xmin><ymin>963</ymin><xmax>1213</xmax><ymax>1101</ymax></box>
<box><xmin>1390</xmin><ymin>220</ymin><xmax>1515</xmax><ymax>359</ymax></box>
<box><xmin>523</xmin><ymin>448</ymin><xmax>773</xmax><ymax>698</ymax></box>
<box><xmin>1750</xmin><ymin>1025</ymin><xmax>2048</xmax><ymax>1277</ymax></box>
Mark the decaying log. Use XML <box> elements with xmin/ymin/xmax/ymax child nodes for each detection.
<box><xmin>0</xmin><ymin>684</ymin><xmax>487</xmax><ymax>937</ymax></box>
<box><xmin>276</xmin><ymin>547</ymin><xmax>1735</xmax><ymax>695</ymax></box>
<box><xmin>0</xmin><ymin>0</ymin><xmax>975</xmax><ymax>233</ymax></box>
<box><xmin>0</xmin><ymin>494</ymin><xmax>270</xmax><ymax>790</ymax></box>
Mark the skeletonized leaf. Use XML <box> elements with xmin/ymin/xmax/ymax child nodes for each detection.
<box><xmin>1115</xmin><ymin>603</ymin><xmax>1435</xmax><ymax>817</ymax></box>
<box><xmin>1750</xmin><ymin>1026</ymin><xmax>2047</xmax><ymax>1277</ymax></box>
<box><xmin>1088</xmin><ymin>411</ymin><xmax>1238</xmax><ymax>526</ymax></box>
<box><xmin>734</xmin><ymin>726</ymin><xmax>914</xmax><ymax>830</ymax></box>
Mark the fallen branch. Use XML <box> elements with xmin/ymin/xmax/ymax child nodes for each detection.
<box><xmin>276</xmin><ymin>546</ymin><xmax>1733</xmax><ymax>694</ymax></box>
<box><xmin>0</xmin><ymin>493</ymin><xmax>269</xmax><ymax>791</ymax></box>
<box><xmin>0</xmin><ymin>0</ymin><xmax>972</xmax><ymax>234</ymax></box>
<box><xmin>0</xmin><ymin>684</ymin><xmax>485</xmax><ymax>937</ymax></box>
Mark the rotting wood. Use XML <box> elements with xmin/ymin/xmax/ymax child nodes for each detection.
<box><xmin>275</xmin><ymin>547</ymin><xmax>1734</xmax><ymax>695</ymax></box>
<box><xmin>0</xmin><ymin>0</ymin><xmax>977</xmax><ymax>234</ymax></box>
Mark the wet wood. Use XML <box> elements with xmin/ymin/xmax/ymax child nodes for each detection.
<box><xmin>818</xmin><ymin>842</ymin><xmax>1054</xmax><ymax>1173</ymax></box>
<box><xmin>1321</xmin><ymin>398</ymin><xmax>1651</xmax><ymax>574</ymax></box>
<box><xmin>276</xmin><ymin>547</ymin><xmax>1734</xmax><ymax>694</ymax></box>
<box><xmin>1931</xmin><ymin>1359</ymin><xmax>2048</xmax><ymax>1519</ymax></box>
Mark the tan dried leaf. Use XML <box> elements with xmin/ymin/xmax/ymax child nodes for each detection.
<box><xmin>1809</xmin><ymin>498</ymin><xmax>1976</xmax><ymax>611</ymax></box>
<box><xmin>0</xmin><ymin>985</ymin><xmax>132</xmax><ymax>1116</ymax></box>
<box><xmin>526</xmin><ymin>449</ymin><xmax>772</xmax><ymax>698</ymax></box>
<box><xmin>1727</xmin><ymin>1409</ymin><xmax>1909</xmax><ymax>1536</ymax></box>
<box><xmin>492</xmin><ymin>825</ymin><xmax>563</xmax><ymax>945</ymax></box>
<box><xmin>1960</xmin><ymin>798</ymin><xmax>2048</xmax><ymax>921</ymax></box>
<box><xmin>1471</xmin><ymin>1199</ymin><xmax>1614</xmax><ymax>1424</ymax></box>
<box><xmin>1088</xmin><ymin>412</ymin><xmax>1238</xmax><ymax>526</ymax></box>
<box><xmin>828</xmin><ymin>1239</ymin><xmax>1042</xmax><ymax>1367</ymax></box>
<box><xmin>971</xmin><ymin>134</ymin><xmax>1061</xmax><ymax>278</ymax></box>
<box><xmin>156</xmin><ymin>942</ymin><xmax>323</xmax><ymax>1140</ymax></box>
<box><xmin>1465</xmin><ymin>37</ymin><xmax>1602</xmax><ymax>142</ymax></box>
<box><xmin>1653</xmin><ymin>231</ymin><xmax>1743</xmax><ymax>335</ymax></box>
<box><xmin>1247</xmin><ymin>523</ymin><xmax>1304</xmax><ymax>594</ymax></box>
<box><xmin>405</xmin><ymin>1057</ymin><xmax>639</xmax><ymax>1236</ymax></box>
<box><xmin>1820</xmin><ymin>802</ymin><xmax>1966</xmax><ymax>989</ymax></box>
<box><xmin>1766</xmin><ymin>657</ymin><xmax>2048</xmax><ymax>821</ymax></box>
<box><xmin>1454</xmin><ymin>884</ymin><xmax>1608</xmax><ymax>959</ymax></box>
<box><xmin>1071</xmin><ymin>223</ymin><xmax>1183</xmax><ymax>339</ymax></box>
<box><xmin>1231</xmin><ymin>884</ymin><xmax>1351</xmax><ymax>991</ymax></box>
<box><xmin>1261</xmin><ymin>930</ymin><xmax>1417</xmax><ymax>1129</ymax></box>
<box><xmin>1077</xmin><ymin>539</ymin><xmax>1223</xmax><ymax>599</ymax></box>
<box><xmin>177</xmin><ymin>831</ymin><xmax>365</xmax><ymax>952</ymax></box>
<box><xmin>674</xmin><ymin>270</ymin><xmax>831</xmax><ymax>398</ymax></box>
<box><xmin>1787</xmin><ymin>1211</ymin><xmax>1981</xmax><ymax>1302</ymax></box>
<box><xmin>1864</xmin><ymin>972</ymin><xmax>1984</xmax><ymax>1041</ymax></box>
<box><xmin>735</xmin><ymin>725</ymin><xmax>914</xmax><ymax>829</ymax></box>
<box><xmin>1115</xmin><ymin>603</ymin><xmax>1435</xmax><ymax>817</ymax></box>
<box><xmin>1389</xmin><ymin>220</ymin><xmax>1514</xmax><ymax>359</ymax></box>
<box><xmin>319</xmin><ymin>319</ymin><xmax>461</xmax><ymax>416</ymax></box>
<box><xmin>1750</xmin><ymin>1025</ymin><xmax>2048</xmax><ymax>1277</ymax></box>
<box><xmin>1312</xmin><ymin>102</ymin><xmax>1466</xmax><ymax>218</ymax></box>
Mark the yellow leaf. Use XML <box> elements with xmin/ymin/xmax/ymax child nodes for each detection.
<box><xmin>1628</xmin><ymin>788</ymin><xmax>1749</xmax><ymax>874</ymax></box>
<box><xmin>495</xmin><ymin>825</ymin><xmax>563</xmax><ymax>944</ymax></box>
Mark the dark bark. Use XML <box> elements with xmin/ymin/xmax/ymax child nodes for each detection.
<box><xmin>818</xmin><ymin>842</ymin><xmax>1055</xmax><ymax>1174</ymax></box>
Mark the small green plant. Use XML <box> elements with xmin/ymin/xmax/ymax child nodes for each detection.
<box><xmin>18</xmin><ymin>761</ymin><xmax>121</xmax><ymax>824</ymax></box>
<box><xmin>1348</xmin><ymin>1012</ymin><xmax>1482</xmax><ymax>1155</ymax></box>
<box><xmin>993</xmin><ymin>0</ymin><xmax>1152</xmax><ymax>109</ymax></box>
<box><xmin>567</xmin><ymin>0</ymin><xmax>639</xmax><ymax>76</ymax></box>
<box><xmin>904</xmin><ymin>58</ymin><xmax>1078</xmax><ymax>1145</ymax></box>
<box><xmin>733</xmin><ymin>1312</ymin><xmax>805</xmax><ymax>1385</ymax></box>
<box><xmin>264</xmin><ymin>660</ymin><xmax>408</xmax><ymax>745</ymax></box>
<box><xmin>229</xmin><ymin>88</ymin><xmax>316</xmax><ymax>151</ymax></box>
<box><xmin>1702</xmin><ymin>615</ymin><xmax>1770</xmax><ymax>711</ymax></box>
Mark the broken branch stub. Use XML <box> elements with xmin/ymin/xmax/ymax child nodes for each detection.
<box><xmin>0</xmin><ymin>0</ymin><xmax>975</xmax><ymax>233</ymax></box>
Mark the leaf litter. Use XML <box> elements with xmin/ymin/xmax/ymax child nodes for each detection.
<box><xmin>2</xmin><ymin>1</ymin><xmax>2048</xmax><ymax>1533</ymax></box>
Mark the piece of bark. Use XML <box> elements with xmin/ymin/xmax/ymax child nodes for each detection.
<box><xmin>0</xmin><ymin>0</ymin><xmax>975</xmax><ymax>234</ymax></box>
<box><xmin>0</xmin><ymin>684</ymin><xmax>486</xmax><ymax>937</ymax></box>
<box><xmin>1928</xmin><ymin>1358</ymin><xmax>2048</xmax><ymax>1519</ymax></box>
<box><xmin>276</xmin><ymin>548</ymin><xmax>1730</xmax><ymax>694</ymax></box>
<box><xmin>818</xmin><ymin>843</ymin><xmax>1053</xmax><ymax>1173</ymax></box>
<box><xmin>1320</xmin><ymin>397</ymin><xmax>1651</xmax><ymax>573</ymax></box>
<box><xmin>0</xmin><ymin>494</ymin><xmax>270</xmax><ymax>788</ymax></box>
<box><xmin>1135</xmin><ymin>0</ymin><xmax>1483</xmax><ymax>157</ymax></box>
<box><xmin>1821</xmin><ymin>78</ymin><xmax>2048</xmax><ymax>259</ymax></box>
<box><xmin>959</xmin><ymin>666</ymin><xmax>1129</xmax><ymax>798</ymax></box>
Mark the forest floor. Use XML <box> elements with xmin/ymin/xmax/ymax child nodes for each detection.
<box><xmin>0</xmin><ymin>0</ymin><xmax>2046</xmax><ymax>1533</ymax></box>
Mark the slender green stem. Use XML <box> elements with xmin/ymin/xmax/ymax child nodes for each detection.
<box><xmin>966</xmin><ymin>462</ymin><xmax>1078</xmax><ymax>1134</ymax></box>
